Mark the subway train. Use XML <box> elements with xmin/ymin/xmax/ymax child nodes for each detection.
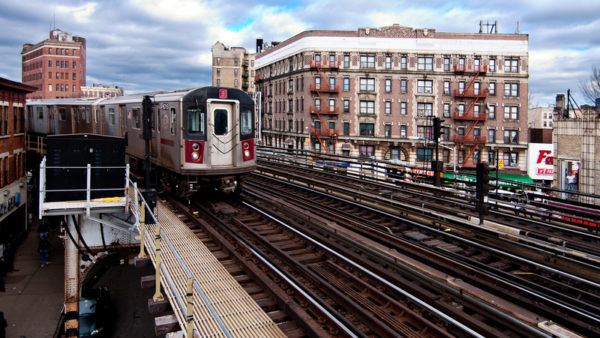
<box><xmin>27</xmin><ymin>87</ymin><xmax>256</xmax><ymax>194</ymax></box>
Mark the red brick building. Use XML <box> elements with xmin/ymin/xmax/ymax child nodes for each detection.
<box><xmin>21</xmin><ymin>29</ymin><xmax>86</xmax><ymax>99</ymax></box>
<box><xmin>255</xmin><ymin>25</ymin><xmax>529</xmax><ymax>174</ymax></box>
<box><xmin>0</xmin><ymin>77</ymin><xmax>35</xmax><ymax>245</ymax></box>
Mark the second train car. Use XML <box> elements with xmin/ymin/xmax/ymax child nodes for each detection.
<box><xmin>27</xmin><ymin>87</ymin><xmax>256</xmax><ymax>194</ymax></box>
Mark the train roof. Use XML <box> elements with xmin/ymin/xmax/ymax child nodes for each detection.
<box><xmin>26</xmin><ymin>87</ymin><xmax>254</xmax><ymax>106</ymax></box>
<box><xmin>27</xmin><ymin>97</ymin><xmax>104</xmax><ymax>106</ymax></box>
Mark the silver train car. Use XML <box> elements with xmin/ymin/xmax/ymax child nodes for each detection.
<box><xmin>27</xmin><ymin>87</ymin><xmax>256</xmax><ymax>194</ymax></box>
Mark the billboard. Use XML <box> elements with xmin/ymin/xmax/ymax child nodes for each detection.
<box><xmin>527</xmin><ymin>143</ymin><xmax>554</xmax><ymax>180</ymax></box>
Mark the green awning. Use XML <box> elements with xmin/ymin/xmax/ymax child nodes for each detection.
<box><xmin>442</xmin><ymin>172</ymin><xmax>533</xmax><ymax>188</ymax></box>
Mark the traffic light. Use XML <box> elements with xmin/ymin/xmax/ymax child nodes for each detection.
<box><xmin>433</xmin><ymin>117</ymin><xmax>445</xmax><ymax>140</ymax></box>
<box><xmin>142</xmin><ymin>95</ymin><xmax>153</xmax><ymax>141</ymax></box>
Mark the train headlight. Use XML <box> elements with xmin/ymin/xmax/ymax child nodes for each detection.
<box><xmin>244</xmin><ymin>149</ymin><xmax>251</xmax><ymax>158</ymax></box>
<box><xmin>242</xmin><ymin>142</ymin><xmax>249</xmax><ymax>150</ymax></box>
<box><xmin>191</xmin><ymin>151</ymin><xmax>200</xmax><ymax>161</ymax></box>
<box><xmin>191</xmin><ymin>142</ymin><xmax>200</xmax><ymax>151</ymax></box>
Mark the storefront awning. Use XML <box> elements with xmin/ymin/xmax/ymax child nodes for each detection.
<box><xmin>442</xmin><ymin>172</ymin><xmax>533</xmax><ymax>188</ymax></box>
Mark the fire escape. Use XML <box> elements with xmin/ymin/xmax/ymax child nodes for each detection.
<box><xmin>453</xmin><ymin>63</ymin><xmax>488</xmax><ymax>168</ymax></box>
<box><xmin>309</xmin><ymin>59</ymin><xmax>339</xmax><ymax>152</ymax></box>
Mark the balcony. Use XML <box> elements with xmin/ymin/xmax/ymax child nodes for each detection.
<box><xmin>310</xmin><ymin>60</ymin><xmax>340</xmax><ymax>69</ymax></box>
<box><xmin>242</xmin><ymin>72</ymin><xmax>249</xmax><ymax>78</ymax></box>
<box><xmin>254</xmin><ymin>74</ymin><xmax>262</xmax><ymax>82</ymax></box>
<box><xmin>453</xmin><ymin>64</ymin><xmax>488</xmax><ymax>73</ymax></box>
<box><xmin>310</xmin><ymin>128</ymin><xmax>338</xmax><ymax>138</ymax></box>
<box><xmin>453</xmin><ymin>110</ymin><xmax>487</xmax><ymax>121</ymax></box>
<box><xmin>242</xmin><ymin>82</ymin><xmax>249</xmax><ymax>90</ymax></box>
<box><xmin>454</xmin><ymin>135</ymin><xmax>487</xmax><ymax>144</ymax></box>
<box><xmin>309</xmin><ymin>84</ymin><xmax>340</xmax><ymax>93</ymax></box>
<box><xmin>310</xmin><ymin>106</ymin><xmax>339</xmax><ymax>115</ymax></box>
<box><xmin>454</xmin><ymin>88</ymin><xmax>488</xmax><ymax>98</ymax></box>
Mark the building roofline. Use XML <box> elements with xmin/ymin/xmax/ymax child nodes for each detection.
<box><xmin>0</xmin><ymin>77</ymin><xmax>37</xmax><ymax>93</ymax></box>
<box><xmin>256</xmin><ymin>25</ymin><xmax>528</xmax><ymax>60</ymax></box>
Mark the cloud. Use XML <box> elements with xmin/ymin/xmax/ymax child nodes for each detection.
<box><xmin>132</xmin><ymin>0</ymin><xmax>217</xmax><ymax>22</ymax></box>
<box><xmin>56</xmin><ymin>3</ymin><xmax>97</xmax><ymax>24</ymax></box>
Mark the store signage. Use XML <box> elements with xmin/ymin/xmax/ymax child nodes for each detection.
<box><xmin>0</xmin><ymin>192</ymin><xmax>20</xmax><ymax>217</ymax></box>
<box><xmin>528</xmin><ymin>144</ymin><xmax>554</xmax><ymax>180</ymax></box>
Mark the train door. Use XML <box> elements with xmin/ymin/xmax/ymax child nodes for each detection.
<box><xmin>47</xmin><ymin>106</ymin><xmax>56</xmax><ymax>134</ymax></box>
<box><xmin>119</xmin><ymin>105</ymin><xmax>126</xmax><ymax>137</ymax></box>
<box><xmin>151</xmin><ymin>105</ymin><xmax>159</xmax><ymax>158</ymax></box>
<box><xmin>208</xmin><ymin>102</ymin><xmax>234</xmax><ymax>166</ymax></box>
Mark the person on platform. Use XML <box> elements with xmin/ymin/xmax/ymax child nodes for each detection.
<box><xmin>38</xmin><ymin>236</ymin><xmax>51</xmax><ymax>267</ymax></box>
<box><xmin>0</xmin><ymin>256</ymin><xmax>7</xmax><ymax>292</ymax></box>
<box><xmin>4</xmin><ymin>242</ymin><xmax>15</xmax><ymax>272</ymax></box>
<box><xmin>0</xmin><ymin>311</ymin><xmax>7</xmax><ymax>338</ymax></box>
<box><xmin>38</xmin><ymin>218</ymin><xmax>48</xmax><ymax>239</ymax></box>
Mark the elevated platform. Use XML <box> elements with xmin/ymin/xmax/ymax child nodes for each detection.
<box><xmin>141</xmin><ymin>200</ymin><xmax>285</xmax><ymax>337</ymax></box>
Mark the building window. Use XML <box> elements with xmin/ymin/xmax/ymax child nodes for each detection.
<box><xmin>504</xmin><ymin>106</ymin><xmax>519</xmax><ymax>120</ymax></box>
<box><xmin>489</xmin><ymin>58</ymin><xmax>496</xmax><ymax>72</ymax></box>
<box><xmin>401</xmin><ymin>56</ymin><xmax>407</xmax><ymax>70</ymax></box>
<box><xmin>400</xmin><ymin>101</ymin><xmax>407</xmax><ymax>115</ymax></box>
<box><xmin>234</xmin><ymin>57</ymin><xmax>238</xmax><ymax>66</ymax></box>
<box><xmin>504</xmin><ymin>58</ymin><xmax>519</xmax><ymax>73</ymax></box>
<box><xmin>384</xmin><ymin>101</ymin><xmax>391</xmax><ymax>115</ymax></box>
<box><xmin>443</xmin><ymin>57</ymin><xmax>450</xmax><ymax>71</ymax></box>
<box><xmin>458</xmin><ymin>81</ymin><xmax>465</xmax><ymax>94</ymax></box>
<box><xmin>359</xmin><ymin>123</ymin><xmax>374</xmax><ymax>136</ymax></box>
<box><xmin>443</xmin><ymin>103</ymin><xmax>450</xmax><ymax>117</ymax></box>
<box><xmin>55</xmin><ymin>73</ymin><xmax>59</xmax><ymax>80</ymax></box>
<box><xmin>474</xmin><ymin>58</ymin><xmax>481</xmax><ymax>71</ymax></box>
<box><xmin>359</xmin><ymin>101</ymin><xmax>375</xmax><ymax>115</ymax></box>
<box><xmin>489</xmin><ymin>82</ymin><xmax>496</xmax><ymax>95</ymax></box>
<box><xmin>56</xmin><ymin>84</ymin><xmax>59</xmax><ymax>92</ymax></box>
<box><xmin>488</xmin><ymin>105</ymin><xmax>496</xmax><ymax>119</ymax></box>
<box><xmin>385</xmin><ymin>79</ymin><xmax>392</xmax><ymax>92</ymax></box>
<box><xmin>216</xmin><ymin>68</ymin><xmax>221</xmax><ymax>76</ymax></box>
<box><xmin>234</xmin><ymin>79</ymin><xmax>238</xmax><ymax>87</ymax></box>
<box><xmin>458</xmin><ymin>56</ymin><xmax>465</xmax><ymax>71</ymax></box>
<box><xmin>48</xmin><ymin>84</ymin><xmax>52</xmax><ymax>92</ymax></box>
<box><xmin>400</xmin><ymin>79</ymin><xmax>407</xmax><ymax>93</ymax></box>
<box><xmin>417</xmin><ymin>80</ymin><xmax>433</xmax><ymax>94</ymax></box>
<box><xmin>60</xmin><ymin>60</ymin><xmax>64</xmax><ymax>68</ymax></box>
<box><xmin>443</xmin><ymin>81</ymin><xmax>450</xmax><ymax>95</ymax></box>
<box><xmin>386</xmin><ymin>148</ymin><xmax>406</xmax><ymax>162</ymax></box>
<box><xmin>48</xmin><ymin>60</ymin><xmax>52</xmax><ymax>67</ymax></box>
<box><xmin>329</xmin><ymin>99</ymin><xmax>335</xmax><ymax>113</ymax></box>
<box><xmin>344</xmin><ymin>54</ymin><xmax>350</xmax><ymax>68</ymax></box>
<box><xmin>417</xmin><ymin>148</ymin><xmax>433</xmax><ymax>162</ymax></box>
<box><xmin>488</xmin><ymin>151</ymin><xmax>496</xmax><ymax>166</ymax></box>
<box><xmin>48</xmin><ymin>47</ymin><xmax>52</xmax><ymax>54</ymax></box>
<box><xmin>504</xmin><ymin>83</ymin><xmax>519</xmax><ymax>97</ymax></box>
<box><xmin>65</xmin><ymin>85</ymin><xmax>69</xmax><ymax>92</ymax></box>
<box><xmin>417</xmin><ymin>125</ymin><xmax>432</xmax><ymax>139</ymax></box>
<box><xmin>417</xmin><ymin>102</ymin><xmax>433</xmax><ymax>116</ymax></box>
<box><xmin>489</xmin><ymin>129</ymin><xmax>496</xmax><ymax>143</ymax></box>
<box><xmin>216</xmin><ymin>79</ymin><xmax>220</xmax><ymax>86</ymax></box>
<box><xmin>418</xmin><ymin>56</ymin><xmax>433</xmax><ymax>70</ymax></box>
<box><xmin>504</xmin><ymin>130</ymin><xmax>519</xmax><ymax>144</ymax></box>
<box><xmin>457</xmin><ymin>104</ymin><xmax>465</xmax><ymax>115</ymax></box>
<box><xmin>385</xmin><ymin>55</ymin><xmax>392</xmax><ymax>69</ymax></box>
<box><xmin>314</xmin><ymin>98</ymin><xmax>321</xmax><ymax>108</ymax></box>
<box><xmin>384</xmin><ymin>124</ymin><xmax>391</xmax><ymax>137</ymax></box>
<box><xmin>359</xmin><ymin>78</ymin><xmax>375</xmax><ymax>91</ymax></box>
<box><xmin>343</xmin><ymin>77</ymin><xmax>350</xmax><ymax>91</ymax></box>
<box><xmin>360</xmin><ymin>55</ymin><xmax>375</xmax><ymax>68</ymax></box>
<box><xmin>329</xmin><ymin>77</ymin><xmax>336</xmax><ymax>91</ymax></box>
<box><xmin>65</xmin><ymin>61</ymin><xmax>69</xmax><ymax>68</ymax></box>
<box><xmin>474</xmin><ymin>82</ymin><xmax>481</xmax><ymax>95</ymax></box>
<box><xmin>442</xmin><ymin>127</ymin><xmax>450</xmax><ymax>141</ymax></box>
<box><xmin>314</xmin><ymin>77</ymin><xmax>321</xmax><ymax>90</ymax></box>
<box><xmin>503</xmin><ymin>152</ymin><xmax>518</xmax><ymax>167</ymax></box>
<box><xmin>343</xmin><ymin>99</ymin><xmax>350</xmax><ymax>113</ymax></box>
<box><xmin>400</xmin><ymin>125</ymin><xmax>407</xmax><ymax>139</ymax></box>
<box><xmin>359</xmin><ymin>145</ymin><xmax>374</xmax><ymax>158</ymax></box>
<box><xmin>72</xmin><ymin>73</ymin><xmax>76</xmax><ymax>81</ymax></box>
<box><xmin>343</xmin><ymin>122</ymin><xmax>350</xmax><ymax>136</ymax></box>
<box><xmin>288</xmin><ymin>79</ymin><xmax>293</xmax><ymax>92</ymax></box>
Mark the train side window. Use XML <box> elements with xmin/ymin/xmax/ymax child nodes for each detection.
<box><xmin>58</xmin><ymin>108</ymin><xmax>66</xmax><ymax>121</ymax></box>
<box><xmin>109</xmin><ymin>108</ymin><xmax>116</xmax><ymax>125</ymax></box>
<box><xmin>132</xmin><ymin>108</ymin><xmax>140</xmax><ymax>129</ymax></box>
<box><xmin>170</xmin><ymin>108</ymin><xmax>176</xmax><ymax>135</ymax></box>
<box><xmin>37</xmin><ymin>107</ymin><xmax>43</xmax><ymax>119</ymax></box>
<box><xmin>187</xmin><ymin>109</ymin><xmax>205</xmax><ymax>135</ymax></box>
<box><xmin>213</xmin><ymin>109</ymin><xmax>227</xmax><ymax>136</ymax></box>
<box><xmin>240</xmin><ymin>108</ymin><xmax>253</xmax><ymax>138</ymax></box>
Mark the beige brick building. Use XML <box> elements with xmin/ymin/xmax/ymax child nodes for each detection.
<box><xmin>211</xmin><ymin>42</ymin><xmax>255</xmax><ymax>92</ymax></box>
<box><xmin>254</xmin><ymin>25</ymin><xmax>529</xmax><ymax>174</ymax></box>
<box><xmin>553</xmin><ymin>95</ymin><xmax>600</xmax><ymax>204</ymax></box>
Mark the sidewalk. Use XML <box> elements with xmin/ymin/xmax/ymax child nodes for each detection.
<box><xmin>0</xmin><ymin>222</ymin><xmax>64</xmax><ymax>338</ymax></box>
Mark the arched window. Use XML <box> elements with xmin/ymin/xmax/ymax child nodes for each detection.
<box><xmin>384</xmin><ymin>147</ymin><xmax>408</xmax><ymax>162</ymax></box>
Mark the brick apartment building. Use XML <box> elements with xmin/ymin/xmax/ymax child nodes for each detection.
<box><xmin>212</xmin><ymin>41</ymin><xmax>256</xmax><ymax>92</ymax></box>
<box><xmin>254</xmin><ymin>25</ymin><xmax>529</xmax><ymax>174</ymax></box>
<box><xmin>21</xmin><ymin>29</ymin><xmax>86</xmax><ymax>99</ymax></box>
<box><xmin>0</xmin><ymin>77</ymin><xmax>35</xmax><ymax>246</ymax></box>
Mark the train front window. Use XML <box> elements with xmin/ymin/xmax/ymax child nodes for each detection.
<box><xmin>187</xmin><ymin>109</ymin><xmax>205</xmax><ymax>135</ymax></box>
<box><xmin>214</xmin><ymin>109</ymin><xmax>228</xmax><ymax>136</ymax></box>
<box><xmin>240</xmin><ymin>108</ymin><xmax>253</xmax><ymax>138</ymax></box>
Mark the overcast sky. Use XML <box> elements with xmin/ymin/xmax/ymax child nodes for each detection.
<box><xmin>1</xmin><ymin>0</ymin><xmax>598</xmax><ymax>105</ymax></box>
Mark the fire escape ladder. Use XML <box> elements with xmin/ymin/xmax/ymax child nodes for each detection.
<box><xmin>314</xmin><ymin>63</ymin><xmax>328</xmax><ymax>153</ymax></box>
<box><xmin>462</xmin><ymin>119</ymin><xmax>480</xmax><ymax>165</ymax></box>
<box><xmin>455</xmin><ymin>64</ymin><xmax>486</xmax><ymax>168</ymax></box>
<box><xmin>464</xmin><ymin>70</ymin><xmax>481</xmax><ymax>93</ymax></box>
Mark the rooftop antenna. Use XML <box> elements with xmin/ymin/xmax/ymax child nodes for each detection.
<box><xmin>479</xmin><ymin>20</ymin><xmax>497</xmax><ymax>34</ymax></box>
<box><xmin>516</xmin><ymin>20</ymin><xmax>520</xmax><ymax>34</ymax></box>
